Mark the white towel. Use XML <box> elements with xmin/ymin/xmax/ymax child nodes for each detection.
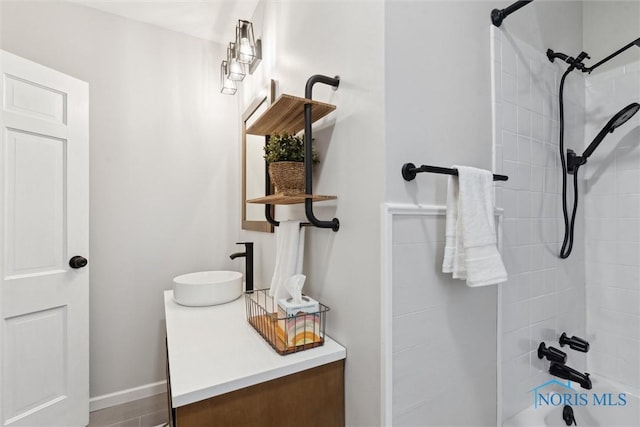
<box><xmin>442</xmin><ymin>175</ymin><xmax>459</xmax><ymax>274</ymax></box>
<box><xmin>442</xmin><ymin>166</ymin><xmax>508</xmax><ymax>287</ymax></box>
<box><xmin>269</xmin><ymin>220</ymin><xmax>306</xmax><ymax>301</ymax></box>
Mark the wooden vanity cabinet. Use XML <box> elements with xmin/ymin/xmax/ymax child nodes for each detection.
<box><xmin>168</xmin><ymin>360</ymin><xmax>344</xmax><ymax>427</ymax></box>
<box><xmin>164</xmin><ymin>291</ymin><xmax>346</xmax><ymax>427</ymax></box>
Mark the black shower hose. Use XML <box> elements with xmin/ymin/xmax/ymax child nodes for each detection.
<box><xmin>558</xmin><ymin>68</ymin><xmax>580</xmax><ymax>259</ymax></box>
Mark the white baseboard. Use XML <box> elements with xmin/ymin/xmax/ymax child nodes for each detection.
<box><xmin>90</xmin><ymin>380</ymin><xmax>167</xmax><ymax>412</ymax></box>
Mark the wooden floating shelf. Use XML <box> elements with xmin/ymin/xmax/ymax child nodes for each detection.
<box><xmin>246</xmin><ymin>94</ymin><xmax>336</xmax><ymax>136</ymax></box>
<box><xmin>247</xmin><ymin>193</ymin><xmax>337</xmax><ymax>205</ymax></box>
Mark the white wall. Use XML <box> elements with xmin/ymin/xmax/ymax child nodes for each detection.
<box><xmin>0</xmin><ymin>1</ymin><xmax>238</xmax><ymax>401</ymax></box>
<box><xmin>388</xmin><ymin>208</ymin><xmax>498</xmax><ymax>426</ymax></box>
<box><xmin>238</xmin><ymin>2</ymin><xmax>385</xmax><ymax>426</ymax></box>
<box><xmin>584</xmin><ymin>61</ymin><xmax>640</xmax><ymax>390</ymax></box>
<box><xmin>384</xmin><ymin>2</ymin><xmax>500</xmax><ymax>424</ymax></box>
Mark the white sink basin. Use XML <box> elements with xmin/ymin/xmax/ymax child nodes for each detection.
<box><xmin>173</xmin><ymin>271</ymin><xmax>243</xmax><ymax>307</ymax></box>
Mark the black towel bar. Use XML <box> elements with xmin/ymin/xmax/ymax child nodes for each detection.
<box><xmin>401</xmin><ymin>163</ymin><xmax>509</xmax><ymax>182</ymax></box>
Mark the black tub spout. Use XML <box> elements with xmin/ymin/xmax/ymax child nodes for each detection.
<box><xmin>549</xmin><ymin>362</ymin><xmax>592</xmax><ymax>390</ymax></box>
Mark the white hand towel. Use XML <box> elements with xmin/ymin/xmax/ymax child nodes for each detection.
<box><xmin>269</xmin><ymin>220</ymin><xmax>306</xmax><ymax>301</ymax></box>
<box><xmin>456</xmin><ymin>166</ymin><xmax>507</xmax><ymax>287</ymax></box>
<box><xmin>442</xmin><ymin>175</ymin><xmax>458</xmax><ymax>274</ymax></box>
<box><xmin>442</xmin><ymin>174</ymin><xmax>468</xmax><ymax>279</ymax></box>
<box><xmin>442</xmin><ymin>166</ymin><xmax>508</xmax><ymax>287</ymax></box>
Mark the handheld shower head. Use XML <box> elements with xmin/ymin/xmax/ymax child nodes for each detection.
<box><xmin>555</xmin><ymin>38</ymin><xmax>640</xmax><ymax>259</ymax></box>
<box><xmin>582</xmin><ymin>102</ymin><xmax>640</xmax><ymax>160</ymax></box>
<box><xmin>567</xmin><ymin>103</ymin><xmax>640</xmax><ymax>174</ymax></box>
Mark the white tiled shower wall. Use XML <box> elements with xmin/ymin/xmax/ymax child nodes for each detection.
<box><xmin>584</xmin><ymin>61</ymin><xmax>640</xmax><ymax>390</ymax></box>
<box><xmin>390</xmin><ymin>210</ymin><xmax>496</xmax><ymax>426</ymax></box>
<box><xmin>491</xmin><ymin>28</ymin><xmax>587</xmax><ymax>421</ymax></box>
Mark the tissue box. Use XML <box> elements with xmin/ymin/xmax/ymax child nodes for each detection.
<box><xmin>277</xmin><ymin>297</ymin><xmax>322</xmax><ymax>347</ymax></box>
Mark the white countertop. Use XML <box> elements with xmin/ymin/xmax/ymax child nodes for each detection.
<box><xmin>164</xmin><ymin>290</ymin><xmax>346</xmax><ymax>407</ymax></box>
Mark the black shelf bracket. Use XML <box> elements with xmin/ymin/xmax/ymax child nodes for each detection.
<box><xmin>402</xmin><ymin>163</ymin><xmax>508</xmax><ymax>182</ymax></box>
<box><xmin>263</xmin><ymin>74</ymin><xmax>340</xmax><ymax>231</ymax></box>
<box><xmin>264</xmin><ymin>136</ymin><xmax>279</xmax><ymax>228</ymax></box>
<box><xmin>304</xmin><ymin>74</ymin><xmax>340</xmax><ymax>232</ymax></box>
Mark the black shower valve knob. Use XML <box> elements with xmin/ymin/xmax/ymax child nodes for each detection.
<box><xmin>538</xmin><ymin>342</ymin><xmax>567</xmax><ymax>364</ymax></box>
<box><xmin>559</xmin><ymin>332</ymin><xmax>590</xmax><ymax>353</ymax></box>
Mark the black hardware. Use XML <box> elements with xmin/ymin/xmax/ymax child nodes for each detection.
<box><xmin>548</xmin><ymin>38</ymin><xmax>640</xmax><ymax>75</ymax></box>
<box><xmin>265</xmin><ymin>204</ymin><xmax>278</xmax><ymax>228</ymax></box>
<box><xmin>549</xmin><ymin>362</ymin><xmax>592</xmax><ymax>390</ymax></box>
<box><xmin>547</xmin><ymin>49</ymin><xmax>591</xmax><ymax>73</ymax></box>
<box><xmin>304</xmin><ymin>74</ymin><xmax>340</xmax><ymax>231</ymax></box>
<box><xmin>584</xmin><ymin>37</ymin><xmax>640</xmax><ymax>74</ymax></box>
<box><xmin>263</xmin><ymin>74</ymin><xmax>340</xmax><ymax>232</ymax></box>
<box><xmin>546</xmin><ymin>41</ymin><xmax>640</xmax><ymax>259</ymax></box>
<box><xmin>491</xmin><ymin>1</ymin><xmax>534</xmax><ymax>27</ymax></box>
<box><xmin>262</xmin><ymin>137</ymin><xmax>278</xmax><ymax>229</ymax></box>
<box><xmin>538</xmin><ymin>342</ymin><xmax>567</xmax><ymax>364</ymax></box>
<box><xmin>264</xmin><ymin>136</ymin><xmax>279</xmax><ymax>228</ymax></box>
<box><xmin>563</xmin><ymin>405</ymin><xmax>577</xmax><ymax>426</ymax></box>
<box><xmin>230</xmin><ymin>242</ymin><xmax>254</xmax><ymax>292</ymax></box>
<box><xmin>566</xmin><ymin>149</ymin><xmax>585</xmax><ymax>175</ymax></box>
<box><xmin>559</xmin><ymin>332</ymin><xmax>590</xmax><ymax>353</ymax></box>
<box><xmin>69</xmin><ymin>256</ymin><xmax>88</xmax><ymax>269</ymax></box>
<box><xmin>549</xmin><ymin>45</ymin><xmax>640</xmax><ymax>259</ymax></box>
<box><xmin>401</xmin><ymin>163</ymin><xmax>508</xmax><ymax>182</ymax></box>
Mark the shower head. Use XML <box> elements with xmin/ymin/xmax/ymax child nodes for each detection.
<box><xmin>582</xmin><ymin>103</ymin><xmax>640</xmax><ymax>160</ymax></box>
<box><xmin>567</xmin><ymin>103</ymin><xmax>640</xmax><ymax>174</ymax></box>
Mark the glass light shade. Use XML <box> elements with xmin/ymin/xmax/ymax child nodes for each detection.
<box><xmin>235</xmin><ymin>20</ymin><xmax>256</xmax><ymax>64</ymax></box>
<box><xmin>220</xmin><ymin>61</ymin><xmax>237</xmax><ymax>95</ymax></box>
<box><xmin>227</xmin><ymin>43</ymin><xmax>245</xmax><ymax>81</ymax></box>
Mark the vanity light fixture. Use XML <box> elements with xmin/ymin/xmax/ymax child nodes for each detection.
<box><xmin>235</xmin><ymin>20</ymin><xmax>256</xmax><ymax>62</ymax></box>
<box><xmin>227</xmin><ymin>42</ymin><xmax>245</xmax><ymax>81</ymax></box>
<box><xmin>219</xmin><ymin>19</ymin><xmax>262</xmax><ymax>95</ymax></box>
<box><xmin>235</xmin><ymin>20</ymin><xmax>262</xmax><ymax>75</ymax></box>
<box><xmin>220</xmin><ymin>61</ymin><xmax>237</xmax><ymax>95</ymax></box>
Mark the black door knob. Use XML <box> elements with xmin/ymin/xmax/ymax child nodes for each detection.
<box><xmin>69</xmin><ymin>256</ymin><xmax>88</xmax><ymax>269</ymax></box>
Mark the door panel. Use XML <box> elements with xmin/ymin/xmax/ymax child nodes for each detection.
<box><xmin>0</xmin><ymin>50</ymin><xmax>89</xmax><ymax>427</ymax></box>
<box><xmin>4</xmin><ymin>306</ymin><xmax>68</xmax><ymax>424</ymax></box>
<box><xmin>4</xmin><ymin>75</ymin><xmax>67</xmax><ymax>125</ymax></box>
<box><xmin>4</xmin><ymin>129</ymin><xmax>66</xmax><ymax>278</ymax></box>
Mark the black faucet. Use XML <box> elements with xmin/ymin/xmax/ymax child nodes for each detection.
<box><xmin>230</xmin><ymin>242</ymin><xmax>253</xmax><ymax>292</ymax></box>
<box><xmin>549</xmin><ymin>362</ymin><xmax>592</xmax><ymax>390</ymax></box>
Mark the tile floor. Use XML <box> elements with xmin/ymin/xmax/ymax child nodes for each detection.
<box><xmin>88</xmin><ymin>393</ymin><xmax>168</xmax><ymax>427</ymax></box>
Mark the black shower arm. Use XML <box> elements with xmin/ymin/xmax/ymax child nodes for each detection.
<box><xmin>583</xmin><ymin>37</ymin><xmax>640</xmax><ymax>73</ymax></box>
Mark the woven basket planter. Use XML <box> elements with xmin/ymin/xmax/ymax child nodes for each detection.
<box><xmin>268</xmin><ymin>161</ymin><xmax>305</xmax><ymax>195</ymax></box>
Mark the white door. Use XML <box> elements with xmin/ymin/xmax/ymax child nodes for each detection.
<box><xmin>0</xmin><ymin>51</ymin><xmax>89</xmax><ymax>426</ymax></box>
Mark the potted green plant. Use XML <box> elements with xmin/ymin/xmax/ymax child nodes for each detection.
<box><xmin>263</xmin><ymin>132</ymin><xmax>319</xmax><ymax>194</ymax></box>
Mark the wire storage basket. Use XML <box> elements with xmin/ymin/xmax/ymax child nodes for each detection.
<box><xmin>245</xmin><ymin>289</ymin><xmax>329</xmax><ymax>355</ymax></box>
